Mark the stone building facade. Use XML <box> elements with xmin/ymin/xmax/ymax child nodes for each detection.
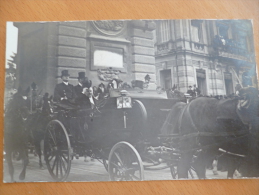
<box><xmin>155</xmin><ymin>19</ymin><xmax>257</xmax><ymax>96</ymax></box>
<box><xmin>14</xmin><ymin>20</ymin><xmax>157</xmax><ymax>94</ymax></box>
<box><xmin>14</xmin><ymin>20</ymin><xmax>257</xmax><ymax>96</ymax></box>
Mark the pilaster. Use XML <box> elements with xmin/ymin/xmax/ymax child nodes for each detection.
<box><xmin>130</xmin><ymin>20</ymin><xmax>157</xmax><ymax>90</ymax></box>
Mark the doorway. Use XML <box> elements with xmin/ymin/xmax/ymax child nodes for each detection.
<box><xmin>196</xmin><ymin>69</ymin><xmax>207</xmax><ymax>95</ymax></box>
<box><xmin>160</xmin><ymin>69</ymin><xmax>172</xmax><ymax>90</ymax></box>
<box><xmin>224</xmin><ymin>72</ymin><xmax>234</xmax><ymax>95</ymax></box>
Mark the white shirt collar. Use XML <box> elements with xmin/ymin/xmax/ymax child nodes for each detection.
<box><xmin>63</xmin><ymin>82</ymin><xmax>68</xmax><ymax>85</ymax></box>
<box><xmin>89</xmin><ymin>96</ymin><xmax>95</xmax><ymax>105</ymax></box>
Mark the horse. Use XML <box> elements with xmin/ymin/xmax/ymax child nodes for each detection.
<box><xmin>4</xmin><ymin>88</ymin><xmax>30</xmax><ymax>182</ymax></box>
<box><xmin>161</xmin><ymin>87</ymin><xmax>259</xmax><ymax>179</ymax></box>
<box><xmin>26</xmin><ymin>92</ymin><xmax>53</xmax><ymax>169</ymax></box>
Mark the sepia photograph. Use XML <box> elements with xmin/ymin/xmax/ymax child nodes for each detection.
<box><xmin>3</xmin><ymin>19</ymin><xmax>259</xmax><ymax>183</ymax></box>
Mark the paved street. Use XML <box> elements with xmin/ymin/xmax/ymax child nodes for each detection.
<box><xmin>3</xmin><ymin>153</ymin><xmax>230</xmax><ymax>183</ymax></box>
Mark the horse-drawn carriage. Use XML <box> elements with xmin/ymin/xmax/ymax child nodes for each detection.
<box><xmin>42</xmin><ymin>88</ymin><xmax>180</xmax><ymax>181</ymax></box>
<box><xmin>4</xmin><ymin>85</ymin><xmax>259</xmax><ymax>182</ymax></box>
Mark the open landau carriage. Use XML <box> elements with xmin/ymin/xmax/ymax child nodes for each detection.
<box><xmin>43</xmin><ymin>88</ymin><xmax>180</xmax><ymax>181</ymax></box>
<box><xmin>42</xmin><ymin>86</ymin><xmax>259</xmax><ymax>182</ymax></box>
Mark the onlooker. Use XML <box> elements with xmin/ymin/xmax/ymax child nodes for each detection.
<box><xmin>187</xmin><ymin>86</ymin><xmax>195</xmax><ymax>97</ymax></box>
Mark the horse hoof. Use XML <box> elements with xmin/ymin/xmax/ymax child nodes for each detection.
<box><xmin>19</xmin><ymin>174</ymin><xmax>25</xmax><ymax>180</ymax></box>
<box><xmin>40</xmin><ymin>166</ymin><xmax>45</xmax><ymax>170</ymax></box>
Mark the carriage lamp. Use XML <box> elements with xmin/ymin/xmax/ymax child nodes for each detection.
<box><xmin>117</xmin><ymin>90</ymin><xmax>132</xmax><ymax>129</ymax></box>
<box><xmin>116</xmin><ymin>96</ymin><xmax>132</xmax><ymax>109</ymax></box>
<box><xmin>116</xmin><ymin>90</ymin><xmax>132</xmax><ymax>109</ymax></box>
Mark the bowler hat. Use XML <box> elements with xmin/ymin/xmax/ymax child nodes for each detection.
<box><xmin>78</xmin><ymin>72</ymin><xmax>86</xmax><ymax>79</ymax></box>
<box><xmin>61</xmin><ymin>70</ymin><xmax>70</xmax><ymax>77</ymax></box>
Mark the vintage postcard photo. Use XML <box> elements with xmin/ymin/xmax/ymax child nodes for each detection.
<box><xmin>4</xmin><ymin>19</ymin><xmax>259</xmax><ymax>182</ymax></box>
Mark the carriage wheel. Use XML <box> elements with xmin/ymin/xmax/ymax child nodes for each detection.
<box><xmin>44</xmin><ymin>120</ymin><xmax>72</xmax><ymax>181</ymax></box>
<box><xmin>108</xmin><ymin>141</ymin><xmax>144</xmax><ymax>181</ymax></box>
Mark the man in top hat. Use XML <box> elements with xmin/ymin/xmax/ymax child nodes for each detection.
<box><xmin>53</xmin><ymin>70</ymin><xmax>76</xmax><ymax>106</ymax></box>
<box><xmin>74</xmin><ymin>72</ymin><xmax>94</xmax><ymax>109</ymax></box>
<box><xmin>73</xmin><ymin>72</ymin><xmax>97</xmax><ymax>151</ymax></box>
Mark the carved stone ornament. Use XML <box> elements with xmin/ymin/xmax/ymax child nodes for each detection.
<box><xmin>92</xmin><ymin>20</ymin><xmax>126</xmax><ymax>36</ymax></box>
<box><xmin>97</xmin><ymin>67</ymin><xmax>121</xmax><ymax>81</ymax></box>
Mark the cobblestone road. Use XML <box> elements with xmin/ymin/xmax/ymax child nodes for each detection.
<box><xmin>3</xmin><ymin>153</ymin><xmax>231</xmax><ymax>183</ymax></box>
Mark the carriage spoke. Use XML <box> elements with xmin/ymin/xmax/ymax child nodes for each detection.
<box><xmin>109</xmin><ymin>161</ymin><xmax>121</xmax><ymax>169</ymax></box>
<box><xmin>56</xmin><ymin>156</ymin><xmax>59</xmax><ymax>177</ymax></box>
<box><xmin>51</xmin><ymin>156</ymin><xmax>58</xmax><ymax>172</ymax></box>
<box><xmin>60</xmin><ymin>156</ymin><xmax>67</xmax><ymax>172</ymax></box>
<box><xmin>48</xmin><ymin>129</ymin><xmax>57</xmax><ymax>146</ymax></box>
<box><xmin>114</xmin><ymin>152</ymin><xmax>123</xmax><ymax>165</ymax></box>
<box><xmin>59</xmin><ymin>158</ymin><xmax>63</xmax><ymax>177</ymax></box>
<box><xmin>61</xmin><ymin>153</ymin><xmax>69</xmax><ymax>163</ymax></box>
<box><xmin>47</xmin><ymin>153</ymin><xmax>55</xmax><ymax>162</ymax></box>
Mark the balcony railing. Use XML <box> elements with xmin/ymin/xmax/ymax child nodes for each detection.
<box><xmin>213</xmin><ymin>35</ymin><xmax>253</xmax><ymax>62</ymax></box>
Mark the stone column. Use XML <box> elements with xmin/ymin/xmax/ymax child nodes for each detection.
<box><xmin>130</xmin><ymin>20</ymin><xmax>157</xmax><ymax>90</ymax></box>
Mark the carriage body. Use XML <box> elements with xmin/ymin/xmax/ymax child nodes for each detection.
<box><xmin>43</xmin><ymin>88</ymin><xmax>181</xmax><ymax>181</ymax></box>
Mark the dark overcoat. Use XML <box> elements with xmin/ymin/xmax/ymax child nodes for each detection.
<box><xmin>53</xmin><ymin>82</ymin><xmax>76</xmax><ymax>103</ymax></box>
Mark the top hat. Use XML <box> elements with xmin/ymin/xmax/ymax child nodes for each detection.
<box><xmin>61</xmin><ymin>70</ymin><xmax>70</xmax><ymax>77</ymax></box>
<box><xmin>145</xmin><ymin>74</ymin><xmax>151</xmax><ymax>81</ymax></box>
<box><xmin>78</xmin><ymin>72</ymin><xmax>86</xmax><ymax>79</ymax></box>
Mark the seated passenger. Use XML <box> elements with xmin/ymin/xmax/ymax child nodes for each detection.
<box><xmin>72</xmin><ymin>72</ymin><xmax>97</xmax><ymax>143</ymax></box>
<box><xmin>53</xmin><ymin>70</ymin><xmax>77</xmax><ymax>110</ymax></box>
<box><xmin>74</xmin><ymin>72</ymin><xmax>95</xmax><ymax>110</ymax></box>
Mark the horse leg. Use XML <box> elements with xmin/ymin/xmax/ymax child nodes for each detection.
<box><xmin>192</xmin><ymin>150</ymin><xmax>214</xmax><ymax>179</ymax></box>
<box><xmin>34</xmin><ymin>140</ymin><xmax>43</xmax><ymax>169</ymax></box>
<box><xmin>212</xmin><ymin>159</ymin><xmax>219</xmax><ymax>175</ymax></box>
<box><xmin>178</xmin><ymin>151</ymin><xmax>194</xmax><ymax>179</ymax></box>
<box><xmin>6</xmin><ymin>151</ymin><xmax>15</xmax><ymax>182</ymax></box>
<box><xmin>227</xmin><ymin>157</ymin><xmax>240</xmax><ymax>178</ymax></box>
<box><xmin>19</xmin><ymin>149</ymin><xmax>29</xmax><ymax>180</ymax></box>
